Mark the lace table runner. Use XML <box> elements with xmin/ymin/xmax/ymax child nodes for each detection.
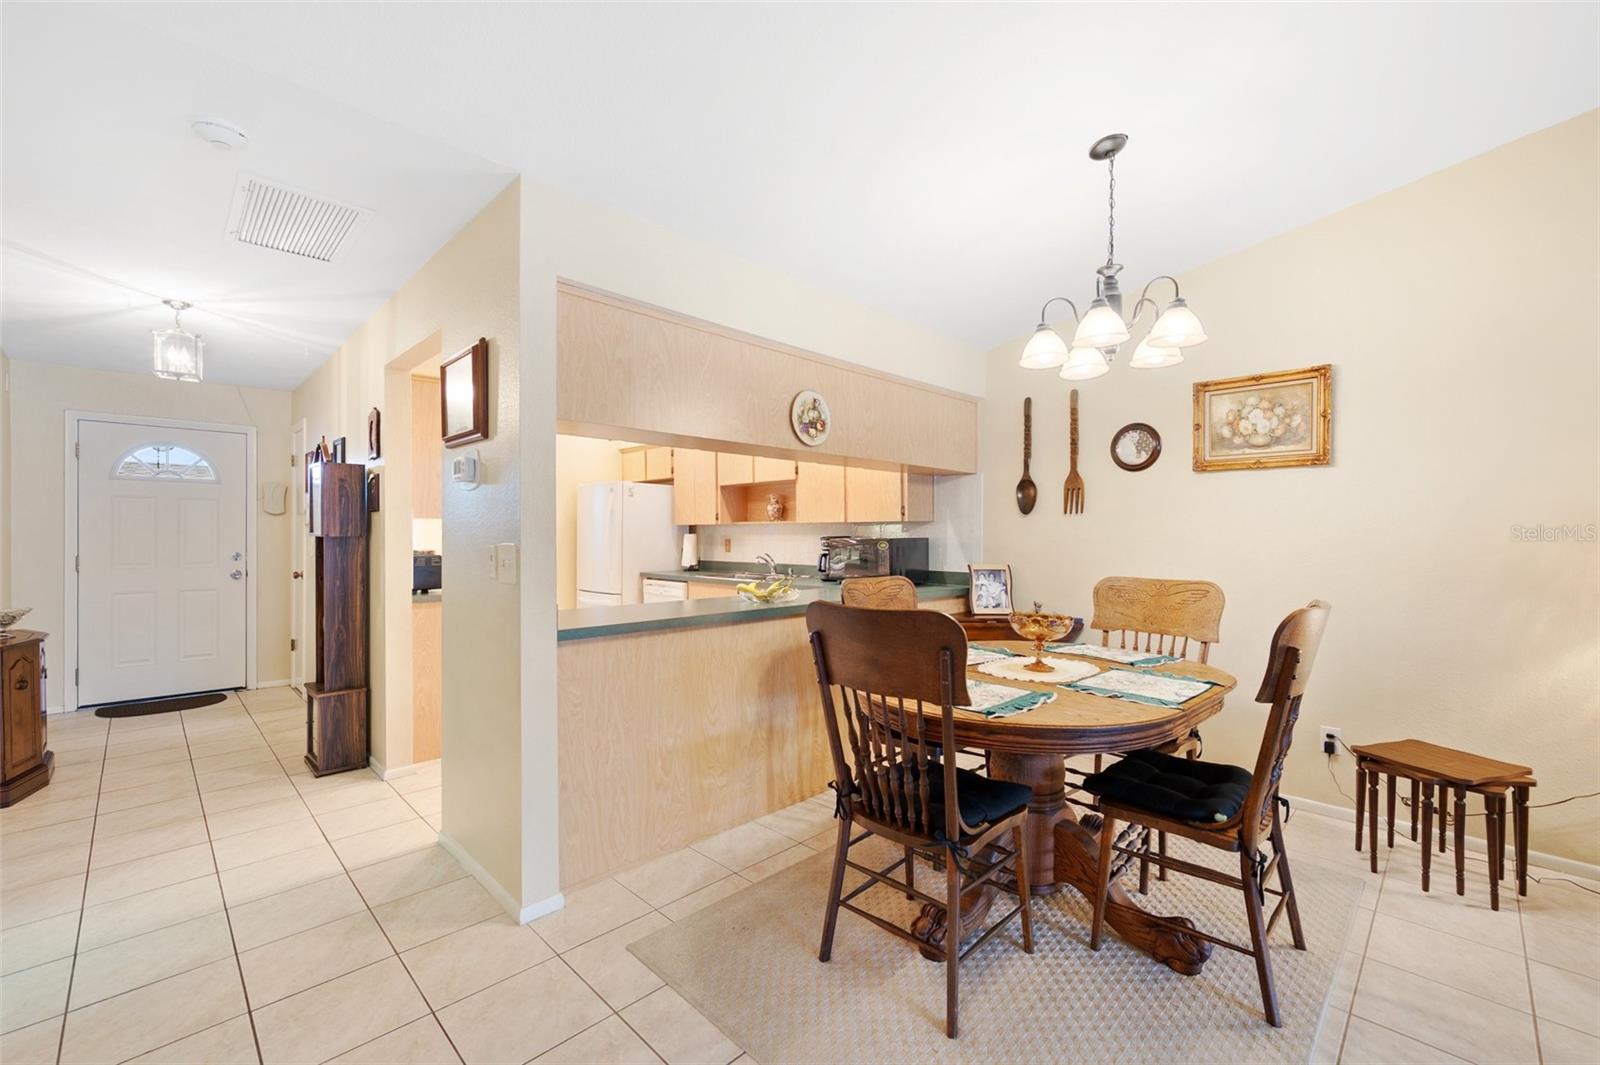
<box><xmin>1067</xmin><ymin>668</ymin><xmax>1219</xmax><ymax>708</ymax></box>
<box><xmin>975</xmin><ymin>656</ymin><xmax>1101</xmax><ymax>686</ymax></box>
<box><xmin>959</xmin><ymin>680</ymin><xmax>1056</xmax><ymax>718</ymax></box>
<box><xmin>1046</xmin><ymin>642</ymin><xmax>1179</xmax><ymax>666</ymax></box>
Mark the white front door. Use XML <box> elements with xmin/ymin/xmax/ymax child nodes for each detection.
<box><xmin>290</xmin><ymin>421</ymin><xmax>308</xmax><ymax>694</ymax></box>
<box><xmin>77</xmin><ymin>418</ymin><xmax>249</xmax><ymax>705</ymax></box>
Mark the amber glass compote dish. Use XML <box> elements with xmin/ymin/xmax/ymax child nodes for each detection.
<box><xmin>1008</xmin><ymin>607</ymin><xmax>1076</xmax><ymax>672</ymax></box>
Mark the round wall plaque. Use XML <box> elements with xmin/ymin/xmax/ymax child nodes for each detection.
<box><xmin>790</xmin><ymin>390</ymin><xmax>831</xmax><ymax>446</ymax></box>
<box><xmin>1111</xmin><ymin>422</ymin><xmax>1162</xmax><ymax>471</ymax></box>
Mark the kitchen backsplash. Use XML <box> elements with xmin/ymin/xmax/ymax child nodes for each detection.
<box><xmin>696</xmin><ymin>474</ymin><xmax>981</xmax><ymax>575</ymax></box>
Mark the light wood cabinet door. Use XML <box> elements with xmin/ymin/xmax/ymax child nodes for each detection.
<box><xmin>621</xmin><ymin>448</ymin><xmax>647</xmax><ymax>482</ymax></box>
<box><xmin>752</xmin><ymin>456</ymin><xmax>797</xmax><ymax>483</ymax></box>
<box><xmin>795</xmin><ymin>462</ymin><xmax>846</xmax><ymax>523</ymax></box>
<box><xmin>411</xmin><ymin>377</ymin><xmax>443</xmax><ymax>519</ymax></box>
<box><xmin>845</xmin><ymin>465</ymin><xmax>903</xmax><ymax>522</ymax></box>
<box><xmin>717</xmin><ymin>453</ymin><xmax>754</xmax><ymax>486</ymax></box>
<box><xmin>674</xmin><ymin>449</ymin><xmax>720</xmax><ymax>525</ymax></box>
<box><xmin>645</xmin><ymin>447</ymin><xmax>674</xmax><ymax>481</ymax></box>
<box><xmin>902</xmin><ymin>472</ymin><xmax>934</xmax><ymax>523</ymax></box>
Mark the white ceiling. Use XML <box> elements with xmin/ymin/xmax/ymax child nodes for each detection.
<box><xmin>0</xmin><ymin>6</ymin><xmax>514</xmax><ymax>389</ymax></box>
<box><xmin>6</xmin><ymin>4</ymin><xmax>1597</xmax><ymax>390</ymax></box>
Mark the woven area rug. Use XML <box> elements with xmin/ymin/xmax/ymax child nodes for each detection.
<box><xmin>631</xmin><ymin>832</ymin><xmax>1362</xmax><ymax>1064</ymax></box>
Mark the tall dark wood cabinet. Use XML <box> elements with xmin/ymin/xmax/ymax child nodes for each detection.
<box><xmin>2</xmin><ymin>631</ymin><xmax>53</xmax><ymax>806</ymax></box>
<box><xmin>305</xmin><ymin>462</ymin><xmax>371</xmax><ymax>776</ymax></box>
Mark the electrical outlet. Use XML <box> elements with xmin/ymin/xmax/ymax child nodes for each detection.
<box><xmin>1321</xmin><ymin>726</ymin><xmax>1342</xmax><ymax>755</ymax></box>
<box><xmin>723</xmin><ymin>537</ymin><xmax>732</xmax><ymax>553</ymax></box>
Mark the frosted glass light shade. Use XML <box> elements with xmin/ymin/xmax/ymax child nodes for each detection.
<box><xmin>1019</xmin><ymin>323</ymin><xmax>1071</xmax><ymax>368</ymax></box>
<box><xmin>1147</xmin><ymin>297</ymin><xmax>1207</xmax><ymax>347</ymax></box>
<box><xmin>1072</xmin><ymin>298</ymin><xmax>1130</xmax><ymax>348</ymax></box>
<box><xmin>1058</xmin><ymin>345</ymin><xmax>1110</xmax><ymax>380</ymax></box>
<box><xmin>152</xmin><ymin>328</ymin><xmax>204</xmax><ymax>382</ymax></box>
<box><xmin>1128</xmin><ymin>337</ymin><xmax>1184</xmax><ymax>369</ymax></box>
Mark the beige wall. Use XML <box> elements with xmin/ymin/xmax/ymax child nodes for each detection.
<box><xmin>554</xmin><ymin>435</ymin><xmax>625</xmax><ymax>610</ymax></box>
<box><xmin>4</xmin><ymin>359</ymin><xmax>292</xmax><ymax>705</ymax></box>
<box><xmin>1</xmin><ymin>349</ymin><xmax>11</xmax><ymax>608</ymax></box>
<box><xmin>292</xmin><ymin>180</ymin><xmax>525</xmax><ymax>909</ymax></box>
<box><xmin>979</xmin><ymin>112</ymin><xmax>1599</xmax><ymax>863</ymax></box>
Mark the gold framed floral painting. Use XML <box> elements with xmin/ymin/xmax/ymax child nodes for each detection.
<box><xmin>1193</xmin><ymin>364</ymin><xmax>1331</xmax><ymax>472</ymax></box>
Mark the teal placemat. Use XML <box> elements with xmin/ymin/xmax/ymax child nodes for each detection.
<box><xmin>961</xmin><ymin>680</ymin><xmax>1055</xmax><ymax>718</ymax></box>
<box><xmin>1046</xmin><ymin>642</ymin><xmax>1179</xmax><ymax>667</ymax></box>
<box><xmin>1067</xmin><ymin>669</ymin><xmax>1219</xmax><ymax>708</ymax></box>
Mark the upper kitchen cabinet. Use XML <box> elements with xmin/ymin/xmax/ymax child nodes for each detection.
<box><xmin>845</xmin><ymin>465</ymin><xmax>934</xmax><ymax>523</ymax></box>
<box><xmin>795</xmin><ymin>462</ymin><xmax>845</xmax><ymax>523</ymax></box>
<box><xmin>622</xmin><ymin>446</ymin><xmax>674</xmax><ymax>483</ymax></box>
<box><xmin>645</xmin><ymin>447</ymin><xmax>674</xmax><ymax>482</ymax></box>
<box><xmin>716</xmin><ymin>453</ymin><xmax>755</xmax><ymax>486</ymax></box>
<box><xmin>672</xmin><ymin>448</ymin><xmax>719</xmax><ymax>525</ymax></box>
<box><xmin>753</xmin><ymin>456</ymin><xmax>798</xmax><ymax>483</ymax></box>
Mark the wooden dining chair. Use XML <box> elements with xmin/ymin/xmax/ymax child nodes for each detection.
<box><xmin>1081</xmin><ymin>600</ymin><xmax>1330</xmax><ymax>1027</ymax></box>
<box><xmin>1086</xmin><ymin>576</ymin><xmax>1227</xmax><ymax>886</ymax></box>
<box><xmin>841</xmin><ymin>575</ymin><xmax>919</xmax><ymax>610</ymax></box>
<box><xmin>806</xmin><ymin>601</ymin><xmax>1034</xmax><ymax>1039</ymax></box>
<box><xmin>1090</xmin><ymin>576</ymin><xmax>1225</xmax><ymax>664</ymax></box>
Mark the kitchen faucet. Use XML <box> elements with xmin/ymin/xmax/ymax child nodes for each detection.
<box><xmin>757</xmin><ymin>553</ymin><xmax>780</xmax><ymax>577</ymax></box>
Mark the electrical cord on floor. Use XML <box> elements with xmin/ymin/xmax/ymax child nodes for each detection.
<box><xmin>1324</xmin><ymin>739</ymin><xmax>1600</xmax><ymax>896</ymax></box>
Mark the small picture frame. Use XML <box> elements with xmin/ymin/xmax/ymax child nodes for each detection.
<box><xmin>367</xmin><ymin>408</ymin><xmax>381</xmax><ymax>461</ymax></box>
<box><xmin>331</xmin><ymin>437</ymin><xmax>347</xmax><ymax>463</ymax></box>
<box><xmin>441</xmin><ymin>337</ymin><xmax>489</xmax><ymax>447</ymax></box>
<box><xmin>967</xmin><ymin>564</ymin><xmax>1014</xmax><ymax>616</ymax></box>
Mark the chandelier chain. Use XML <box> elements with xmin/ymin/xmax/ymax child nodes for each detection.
<box><xmin>1106</xmin><ymin>156</ymin><xmax>1116</xmax><ymax>267</ymax></box>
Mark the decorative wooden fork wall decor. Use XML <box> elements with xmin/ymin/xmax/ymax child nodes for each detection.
<box><xmin>1064</xmin><ymin>389</ymin><xmax>1085</xmax><ymax>514</ymax></box>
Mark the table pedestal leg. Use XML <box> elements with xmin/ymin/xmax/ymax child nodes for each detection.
<box><xmin>1053</xmin><ymin>815</ymin><xmax>1213</xmax><ymax>975</ymax></box>
<box><xmin>987</xmin><ymin>751</ymin><xmax>1067</xmax><ymax>895</ymax></box>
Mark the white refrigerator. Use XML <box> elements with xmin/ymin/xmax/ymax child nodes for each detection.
<box><xmin>575</xmin><ymin>481</ymin><xmax>680</xmax><ymax>607</ymax></box>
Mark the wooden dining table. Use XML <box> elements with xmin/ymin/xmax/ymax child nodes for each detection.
<box><xmin>908</xmin><ymin>639</ymin><xmax>1238</xmax><ymax>976</ymax></box>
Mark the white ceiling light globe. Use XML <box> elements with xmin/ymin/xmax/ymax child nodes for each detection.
<box><xmin>1019</xmin><ymin>323</ymin><xmax>1071</xmax><ymax>369</ymax></box>
<box><xmin>1147</xmin><ymin>297</ymin><xmax>1207</xmax><ymax>347</ymax></box>
<box><xmin>1071</xmin><ymin>298</ymin><xmax>1130</xmax><ymax>349</ymax></box>
<box><xmin>1058</xmin><ymin>346</ymin><xmax>1110</xmax><ymax>381</ymax></box>
<box><xmin>1128</xmin><ymin>338</ymin><xmax>1184</xmax><ymax>369</ymax></box>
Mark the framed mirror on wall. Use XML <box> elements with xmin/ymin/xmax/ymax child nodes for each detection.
<box><xmin>441</xmin><ymin>336</ymin><xmax>489</xmax><ymax>447</ymax></box>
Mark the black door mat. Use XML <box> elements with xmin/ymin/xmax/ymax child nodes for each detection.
<box><xmin>93</xmin><ymin>691</ymin><xmax>229</xmax><ymax>718</ymax></box>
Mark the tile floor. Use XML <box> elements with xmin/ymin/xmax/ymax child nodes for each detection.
<box><xmin>1</xmin><ymin>689</ymin><xmax>1596</xmax><ymax>1064</ymax></box>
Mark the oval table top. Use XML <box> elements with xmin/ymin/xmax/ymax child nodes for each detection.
<box><xmin>934</xmin><ymin>640</ymin><xmax>1238</xmax><ymax>756</ymax></box>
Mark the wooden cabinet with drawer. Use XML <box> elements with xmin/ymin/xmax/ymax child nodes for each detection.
<box><xmin>1</xmin><ymin>631</ymin><xmax>53</xmax><ymax>807</ymax></box>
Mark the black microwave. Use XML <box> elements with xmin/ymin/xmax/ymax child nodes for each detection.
<box><xmin>413</xmin><ymin>551</ymin><xmax>442</xmax><ymax>593</ymax></box>
<box><xmin>817</xmin><ymin>536</ymin><xmax>929</xmax><ymax>583</ymax></box>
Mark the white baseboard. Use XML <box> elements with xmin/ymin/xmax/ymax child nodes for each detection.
<box><xmin>1284</xmin><ymin>792</ymin><xmax>1600</xmax><ymax>881</ymax></box>
<box><xmin>46</xmin><ymin>704</ymin><xmax>67</xmax><ymax>716</ymax></box>
<box><xmin>438</xmin><ymin>831</ymin><xmax>565</xmax><ymax>924</ymax></box>
<box><xmin>367</xmin><ymin>757</ymin><xmax>439</xmax><ymax>782</ymax></box>
<box><xmin>253</xmin><ymin>679</ymin><xmax>291</xmax><ymax>689</ymax></box>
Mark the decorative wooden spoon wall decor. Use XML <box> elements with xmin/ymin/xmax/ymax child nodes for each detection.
<box><xmin>1064</xmin><ymin>389</ymin><xmax>1085</xmax><ymax>514</ymax></box>
<box><xmin>1016</xmin><ymin>397</ymin><xmax>1037</xmax><ymax>514</ymax></box>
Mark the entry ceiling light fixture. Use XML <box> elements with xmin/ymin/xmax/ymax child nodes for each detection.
<box><xmin>152</xmin><ymin>299</ymin><xmax>204</xmax><ymax>382</ymax></box>
<box><xmin>1020</xmin><ymin>134</ymin><xmax>1208</xmax><ymax>381</ymax></box>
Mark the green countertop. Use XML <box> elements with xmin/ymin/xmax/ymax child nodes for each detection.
<box><xmin>559</xmin><ymin>578</ymin><xmax>970</xmax><ymax>641</ymax></box>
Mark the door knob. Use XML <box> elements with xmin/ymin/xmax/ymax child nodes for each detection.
<box><xmin>292</xmin><ymin>571</ymin><xmax>304</xmax><ymax>580</ymax></box>
<box><xmin>231</xmin><ymin>551</ymin><xmax>244</xmax><ymax>562</ymax></box>
<box><xmin>230</xmin><ymin>569</ymin><xmax>244</xmax><ymax>580</ymax></box>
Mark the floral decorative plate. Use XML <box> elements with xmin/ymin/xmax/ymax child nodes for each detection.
<box><xmin>790</xmin><ymin>390</ymin><xmax>830</xmax><ymax>447</ymax></box>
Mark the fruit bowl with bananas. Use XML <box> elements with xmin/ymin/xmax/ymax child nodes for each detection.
<box><xmin>736</xmin><ymin>576</ymin><xmax>799</xmax><ymax>604</ymax></box>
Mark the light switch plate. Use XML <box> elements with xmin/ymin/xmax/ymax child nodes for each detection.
<box><xmin>495</xmin><ymin>542</ymin><xmax>518</xmax><ymax>585</ymax></box>
<box><xmin>486</xmin><ymin>545</ymin><xmax>499</xmax><ymax>581</ymax></box>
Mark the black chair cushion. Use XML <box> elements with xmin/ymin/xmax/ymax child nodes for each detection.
<box><xmin>927</xmin><ymin>767</ymin><xmax>1031</xmax><ymax>841</ymax></box>
<box><xmin>1081</xmin><ymin>749</ymin><xmax>1254</xmax><ymax>824</ymax></box>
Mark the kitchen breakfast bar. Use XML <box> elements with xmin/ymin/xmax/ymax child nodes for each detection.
<box><xmin>556</xmin><ymin>572</ymin><xmax>968</xmax><ymax>887</ymax></box>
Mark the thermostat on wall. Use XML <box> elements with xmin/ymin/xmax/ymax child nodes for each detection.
<box><xmin>452</xmin><ymin>449</ymin><xmax>480</xmax><ymax>490</ymax></box>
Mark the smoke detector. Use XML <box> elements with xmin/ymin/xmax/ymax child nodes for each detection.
<box><xmin>225</xmin><ymin>174</ymin><xmax>369</xmax><ymax>263</ymax></box>
<box><xmin>190</xmin><ymin>118</ymin><xmax>248</xmax><ymax>150</ymax></box>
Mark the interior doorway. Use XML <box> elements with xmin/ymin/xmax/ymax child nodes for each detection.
<box><xmin>69</xmin><ymin>413</ymin><xmax>256</xmax><ymax>708</ymax></box>
<box><xmin>290</xmin><ymin>419</ymin><xmax>311</xmax><ymax>695</ymax></box>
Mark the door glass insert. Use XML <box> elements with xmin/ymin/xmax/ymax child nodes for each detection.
<box><xmin>112</xmin><ymin>443</ymin><xmax>218</xmax><ymax>482</ymax></box>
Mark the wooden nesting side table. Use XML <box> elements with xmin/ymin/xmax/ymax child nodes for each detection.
<box><xmin>1350</xmin><ymin>739</ymin><xmax>1534</xmax><ymax>911</ymax></box>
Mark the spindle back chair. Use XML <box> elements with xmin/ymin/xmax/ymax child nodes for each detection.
<box><xmin>806</xmin><ymin>601</ymin><xmax>1034</xmax><ymax>1039</ymax></box>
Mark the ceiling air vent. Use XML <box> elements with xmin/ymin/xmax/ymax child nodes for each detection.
<box><xmin>225</xmin><ymin>175</ymin><xmax>369</xmax><ymax>263</ymax></box>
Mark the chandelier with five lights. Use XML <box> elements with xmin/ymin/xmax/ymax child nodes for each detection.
<box><xmin>1020</xmin><ymin>134</ymin><xmax>1207</xmax><ymax>380</ymax></box>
